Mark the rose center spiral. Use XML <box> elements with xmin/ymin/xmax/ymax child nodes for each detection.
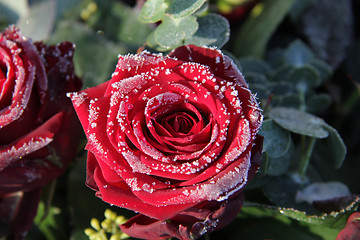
<box><xmin>161</xmin><ymin>112</ymin><xmax>195</xmax><ymax>134</ymax></box>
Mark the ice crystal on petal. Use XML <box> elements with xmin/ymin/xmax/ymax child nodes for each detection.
<box><xmin>0</xmin><ymin>137</ymin><xmax>52</xmax><ymax>170</ymax></box>
<box><xmin>67</xmin><ymin>92</ymin><xmax>87</xmax><ymax>107</ymax></box>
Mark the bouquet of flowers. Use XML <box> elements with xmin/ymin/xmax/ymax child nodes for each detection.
<box><xmin>0</xmin><ymin>0</ymin><xmax>359</xmax><ymax>239</ymax></box>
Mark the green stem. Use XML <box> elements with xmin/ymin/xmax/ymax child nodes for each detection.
<box><xmin>298</xmin><ymin>136</ymin><xmax>316</xmax><ymax>178</ymax></box>
<box><xmin>40</xmin><ymin>180</ymin><xmax>57</xmax><ymax>223</ymax></box>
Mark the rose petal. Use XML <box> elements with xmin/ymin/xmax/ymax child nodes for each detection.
<box><xmin>0</xmin><ymin>112</ymin><xmax>63</xmax><ymax>171</ymax></box>
<box><xmin>169</xmin><ymin>45</ymin><xmax>247</xmax><ymax>86</ymax></box>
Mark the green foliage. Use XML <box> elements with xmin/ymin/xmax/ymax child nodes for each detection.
<box><xmin>234</xmin><ymin>0</ymin><xmax>297</xmax><ymax>57</ymax></box>
<box><xmin>139</xmin><ymin>0</ymin><xmax>166</xmax><ymax>23</ymax></box>
<box><xmin>241</xmin><ymin>37</ymin><xmax>350</xmax><ymax>230</ymax></box>
<box><xmin>139</xmin><ymin>0</ymin><xmax>230</xmax><ymax>51</ymax></box>
<box><xmin>269</xmin><ymin>107</ymin><xmax>329</xmax><ymax>139</ymax></box>
<box><xmin>0</xmin><ymin>0</ymin><xmax>357</xmax><ymax>239</ymax></box>
<box><xmin>184</xmin><ymin>13</ymin><xmax>230</xmax><ymax>48</ymax></box>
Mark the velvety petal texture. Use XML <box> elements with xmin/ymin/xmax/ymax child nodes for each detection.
<box><xmin>69</xmin><ymin>44</ymin><xmax>263</xmax><ymax>240</ymax></box>
<box><xmin>0</xmin><ymin>26</ymin><xmax>81</xmax><ymax>239</ymax></box>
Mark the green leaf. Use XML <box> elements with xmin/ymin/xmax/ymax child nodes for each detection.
<box><xmin>234</xmin><ymin>0</ymin><xmax>296</xmax><ymax>57</ymax></box>
<box><xmin>184</xmin><ymin>13</ymin><xmax>229</xmax><ymax>48</ymax></box>
<box><xmin>268</xmin><ymin>82</ymin><xmax>294</xmax><ymax>96</ymax></box>
<box><xmin>308</xmin><ymin>59</ymin><xmax>333</xmax><ymax>82</ymax></box>
<box><xmin>259</xmin><ymin>119</ymin><xmax>292</xmax><ymax>158</ymax></box>
<box><xmin>153</xmin><ymin>15</ymin><xmax>198</xmax><ymax>50</ymax></box>
<box><xmin>33</xmin><ymin>202</ymin><xmax>66</xmax><ymax>240</ymax></box>
<box><xmin>239</xmin><ymin>57</ymin><xmax>272</xmax><ymax>75</ymax></box>
<box><xmin>118</xmin><ymin>8</ymin><xmax>153</xmax><ymax>47</ymax></box>
<box><xmin>166</xmin><ymin>0</ymin><xmax>206</xmax><ymax>18</ymax></box>
<box><xmin>139</xmin><ymin>0</ymin><xmax>166</xmax><ymax>23</ymax></box>
<box><xmin>48</xmin><ymin>20</ymin><xmax>127</xmax><ymax>88</ymax></box>
<box><xmin>287</xmin><ymin>65</ymin><xmax>321</xmax><ymax>92</ymax></box>
<box><xmin>0</xmin><ymin>0</ymin><xmax>28</xmax><ymax>23</ymax></box>
<box><xmin>271</xmin><ymin>65</ymin><xmax>295</xmax><ymax>82</ymax></box>
<box><xmin>280</xmin><ymin>195</ymin><xmax>360</xmax><ymax>228</ymax></box>
<box><xmin>283</xmin><ymin>40</ymin><xmax>315</xmax><ymax>67</ymax></box>
<box><xmin>300</xmin><ymin>0</ymin><xmax>353</xmax><ymax>68</ymax></box>
<box><xmin>267</xmin><ymin>151</ymin><xmax>292</xmax><ymax>176</ymax></box>
<box><xmin>243</xmin><ymin>194</ymin><xmax>360</xmax><ymax>230</ymax></box>
<box><xmin>279</xmin><ymin>94</ymin><xmax>303</xmax><ymax>109</ymax></box>
<box><xmin>269</xmin><ymin>107</ymin><xmax>329</xmax><ymax>138</ymax></box>
<box><xmin>316</xmin><ymin>124</ymin><xmax>347</xmax><ymax>169</ymax></box>
<box><xmin>306</xmin><ymin>93</ymin><xmax>332</xmax><ymax>113</ymax></box>
<box><xmin>244</xmin><ymin>72</ymin><xmax>269</xmax><ymax>85</ymax></box>
<box><xmin>262</xmin><ymin>175</ymin><xmax>302</xmax><ymax>208</ymax></box>
<box><xmin>17</xmin><ymin>0</ymin><xmax>56</xmax><ymax>40</ymax></box>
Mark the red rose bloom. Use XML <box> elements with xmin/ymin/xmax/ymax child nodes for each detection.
<box><xmin>0</xmin><ymin>26</ymin><xmax>81</xmax><ymax>239</ymax></box>
<box><xmin>337</xmin><ymin>212</ymin><xmax>360</xmax><ymax>240</ymax></box>
<box><xmin>69</xmin><ymin>45</ymin><xmax>263</xmax><ymax>240</ymax></box>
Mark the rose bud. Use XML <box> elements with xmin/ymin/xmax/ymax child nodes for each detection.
<box><xmin>69</xmin><ymin>45</ymin><xmax>263</xmax><ymax>240</ymax></box>
<box><xmin>0</xmin><ymin>26</ymin><xmax>81</xmax><ymax>239</ymax></box>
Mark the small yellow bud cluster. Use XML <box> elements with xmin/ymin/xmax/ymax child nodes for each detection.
<box><xmin>80</xmin><ymin>1</ymin><xmax>98</xmax><ymax>21</ymax></box>
<box><xmin>84</xmin><ymin>209</ymin><xmax>129</xmax><ymax>240</ymax></box>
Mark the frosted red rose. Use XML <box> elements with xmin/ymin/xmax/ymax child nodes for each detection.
<box><xmin>0</xmin><ymin>26</ymin><xmax>81</xmax><ymax>238</ymax></box>
<box><xmin>69</xmin><ymin>45</ymin><xmax>263</xmax><ymax>239</ymax></box>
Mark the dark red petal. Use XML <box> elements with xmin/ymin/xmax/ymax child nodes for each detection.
<box><xmin>0</xmin><ymin>112</ymin><xmax>63</xmax><ymax>171</ymax></box>
<box><xmin>120</xmin><ymin>192</ymin><xmax>244</xmax><ymax>240</ymax></box>
<box><xmin>168</xmin><ymin>45</ymin><xmax>247</xmax><ymax>86</ymax></box>
<box><xmin>0</xmin><ymin>188</ymin><xmax>42</xmax><ymax>240</ymax></box>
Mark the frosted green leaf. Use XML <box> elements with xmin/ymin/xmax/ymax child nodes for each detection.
<box><xmin>283</xmin><ymin>40</ymin><xmax>315</xmax><ymax>67</ymax></box>
<box><xmin>316</xmin><ymin>124</ymin><xmax>347</xmax><ymax>169</ymax></box>
<box><xmin>167</xmin><ymin>0</ymin><xmax>206</xmax><ymax>18</ymax></box>
<box><xmin>239</xmin><ymin>57</ymin><xmax>272</xmax><ymax>75</ymax></box>
<box><xmin>259</xmin><ymin>119</ymin><xmax>292</xmax><ymax>158</ymax></box>
<box><xmin>154</xmin><ymin>15</ymin><xmax>198</xmax><ymax>49</ymax></box>
<box><xmin>184</xmin><ymin>13</ymin><xmax>229</xmax><ymax>48</ymax></box>
<box><xmin>287</xmin><ymin>65</ymin><xmax>321</xmax><ymax>92</ymax></box>
<box><xmin>306</xmin><ymin>94</ymin><xmax>332</xmax><ymax>113</ymax></box>
<box><xmin>139</xmin><ymin>0</ymin><xmax>166</xmax><ymax>23</ymax></box>
<box><xmin>269</xmin><ymin>107</ymin><xmax>329</xmax><ymax>138</ymax></box>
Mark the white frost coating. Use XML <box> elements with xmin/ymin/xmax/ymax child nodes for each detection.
<box><xmin>88</xmin><ymin>99</ymin><xmax>99</xmax><ymax>121</ymax></box>
<box><xmin>111</xmin><ymin>74</ymin><xmax>147</xmax><ymax>95</ymax></box>
<box><xmin>142</xmin><ymin>183</ymin><xmax>154</xmax><ymax>193</ymax></box>
<box><xmin>202</xmin><ymin>152</ymin><xmax>251</xmax><ymax>202</ymax></box>
<box><xmin>125</xmin><ymin>177</ymin><xmax>142</xmax><ymax>192</ymax></box>
<box><xmin>223</xmin><ymin>119</ymin><xmax>251</xmax><ymax>165</ymax></box>
<box><xmin>163</xmin><ymin>154</ymin><xmax>250</xmax><ymax>205</ymax></box>
<box><xmin>88</xmin><ymin>133</ymin><xmax>107</xmax><ymax>156</ymax></box>
<box><xmin>122</xmin><ymin>151</ymin><xmax>152</xmax><ymax>174</ymax></box>
<box><xmin>0</xmin><ymin>137</ymin><xmax>53</xmax><ymax>170</ymax></box>
<box><xmin>145</xmin><ymin>92</ymin><xmax>182</xmax><ymax>114</ymax></box>
<box><xmin>0</xmin><ymin>67</ymin><xmax>33</xmax><ymax>126</ymax></box>
<box><xmin>67</xmin><ymin>92</ymin><xmax>88</xmax><ymax>107</ymax></box>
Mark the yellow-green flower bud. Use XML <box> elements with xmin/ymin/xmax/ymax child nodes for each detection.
<box><xmin>101</xmin><ymin>218</ymin><xmax>113</xmax><ymax>232</ymax></box>
<box><xmin>115</xmin><ymin>216</ymin><xmax>127</xmax><ymax>225</ymax></box>
<box><xmin>104</xmin><ymin>209</ymin><xmax>117</xmax><ymax>221</ymax></box>
<box><xmin>84</xmin><ymin>228</ymin><xmax>97</xmax><ymax>237</ymax></box>
<box><xmin>90</xmin><ymin>218</ymin><xmax>101</xmax><ymax>231</ymax></box>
